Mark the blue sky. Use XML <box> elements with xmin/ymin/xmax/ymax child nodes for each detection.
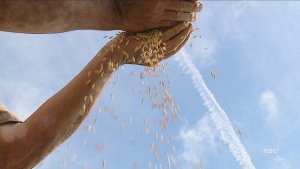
<box><xmin>1</xmin><ymin>1</ymin><xmax>300</xmax><ymax>169</ymax></box>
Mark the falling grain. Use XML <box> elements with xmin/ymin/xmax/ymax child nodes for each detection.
<box><xmin>83</xmin><ymin>138</ymin><xmax>87</xmax><ymax>146</ymax></box>
<box><xmin>121</xmin><ymin>122</ymin><xmax>125</xmax><ymax>134</ymax></box>
<box><xmin>167</xmin><ymin>155</ymin><xmax>171</xmax><ymax>169</ymax></box>
<box><xmin>95</xmin><ymin>143</ymin><xmax>106</xmax><ymax>152</ymax></box>
<box><xmin>87</xmin><ymin>125</ymin><xmax>92</xmax><ymax>132</ymax></box>
<box><xmin>102</xmin><ymin>160</ymin><xmax>106</xmax><ymax>169</ymax></box>
<box><xmin>82</xmin><ymin>104</ymin><xmax>86</xmax><ymax>112</ymax></box>
<box><xmin>86</xmin><ymin>79</ymin><xmax>92</xmax><ymax>85</ymax></box>
<box><xmin>89</xmin><ymin>94</ymin><xmax>94</xmax><ymax>102</ymax></box>
<box><xmin>160</xmin><ymin>119</ymin><xmax>167</xmax><ymax>131</ymax></box>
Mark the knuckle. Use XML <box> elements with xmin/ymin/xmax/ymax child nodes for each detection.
<box><xmin>192</xmin><ymin>2</ymin><xmax>198</xmax><ymax>11</ymax></box>
<box><xmin>188</xmin><ymin>13</ymin><xmax>194</xmax><ymax>21</ymax></box>
<box><xmin>177</xmin><ymin>12</ymin><xmax>182</xmax><ymax>20</ymax></box>
<box><xmin>197</xmin><ymin>2</ymin><xmax>203</xmax><ymax>12</ymax></box>
<box><xmin>190</xmin><ymin>13</ymin><xmax>194</xmax><ymax>21</ymax></box>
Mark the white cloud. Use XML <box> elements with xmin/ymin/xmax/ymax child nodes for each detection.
<box><xmin>188</xmin><ymin>2</ymin><xmax>220</xmax><ymax>69</ymax></box>
<box><xmin>0</xmin><ymin>81</ymin><xmax>49</xmax><ymax>121</ymax></box>
<box><xmin>188</xmin><ymin>1</ymin><xmax>255</xmax><ymax>69</ymax></box>
<box><xmin>231</xmin><ymin>2</ymin><xmax>251</xmax><ymax>18</ymax></box>
<box><xmin>179</xmin><ymin>115</ymin><xmax>217</xmax><ymax>166</ymax></box>
<box><xmin>271</xmin><ymin>156</ymin><xmax>291</xmax><ymax>169</ymax></box>
<box><xmin>259</xmin><ymin>89</ymin><xmax>279</xmax><ymax>122</ymax></box>
<box><xmin>190</xmin><ymin>36</ymin><xmax>217</xmax><ymax>68</ymax></box>
<box><xmin>10</xmin><ymin>82</ymin><xmax>44</xmax><ymax>120</ymax></box>
<box><xmin>177</xmin><ymin>49</ymin><xmax>256</xmax><ymax>169</ymax></box>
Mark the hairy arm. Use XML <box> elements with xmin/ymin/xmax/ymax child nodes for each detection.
<box><xmin>0</xmin><ymin>0</ymin><xmax>119</xmax><ymax>33</ymax></box>
<box><xmin>0</xmin><ymin>0</ymin><xmax>201</xmax><ymax>34</ymax></box>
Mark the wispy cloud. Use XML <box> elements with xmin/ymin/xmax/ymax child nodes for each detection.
<box><xmin>231</xmin><ymin>2</ymin><xmax>252</xmax><ymax>18</ymax></box>
<box><xmin>272</xmin><ymin>156</ymin><xmax>291</xmax><ymax>169</ymax></box>
<box><xmin>179</xmin><ymin>115</ymin><xmax>217</xmax><ymax>166</ymax></box>
<box><xmin>11</xmin><ymin>83</ymin><xmax>45</xmax><ymax>120</ymax></box>
<box><xmin>176</xmin><ymin>48</ymin><xmax>255</xmax><ymax>169</ymax></box>
<box><xmin>0</xmin><ymin>80</ymin><xmax>47</xmax><ymax>121</ymax></box>
<box><xmin>190</xmin><ymin>36</ymin><xmax>217</xmax><ymax>68</ymax></box>
<box><xmin>259</xmin><ymin>89</ymin><xmax>279</xmax><ymax>123</ymax></box>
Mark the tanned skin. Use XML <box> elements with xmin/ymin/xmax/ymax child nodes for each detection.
<box><xmin>0</xmin><ymin>0</ymin><xmax>202</xmax><ymax>168</ymax></box>
<box><xmin>0</xmin><ymin>0</ymin><xmax>202</xmax><ymax>33</ymax></box>
<box><xmin>0</xmin><ymin>23</ymin><xmax>194</xmax><ymax>169</ymax></box>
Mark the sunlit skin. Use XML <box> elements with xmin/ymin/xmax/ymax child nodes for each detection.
<box><xmin>0</xmin><ymin>0</ymin><xmax>202</xmax><ymax>168</ymax></box>
<box><xmin>0</xmin><ymin>0</ymin><xmax>202</xmax><ymax>33</ymax></box>
<box><xmin>0</xmin><ymin>22</ymin><xmax>194</xmax><ymax>169</ymax></box>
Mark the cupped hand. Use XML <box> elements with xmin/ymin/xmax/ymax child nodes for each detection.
<box><xmin>114</xmin><ymin>0</ymin><xmax>202</xmax><ymax>32</ymax></box>
<box><xmin>110</xmin><ymin>22</ymin><xmax>193</xmax><ymax>67</ymax></box>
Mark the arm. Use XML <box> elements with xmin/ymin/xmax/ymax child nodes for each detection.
<box><xmin>0</xmin><ymin>23</ymin><xmax>193</xmax><ymax>169</ymax></box>
<box><xmin>0</xmin><ymin>0</ymin><xmax>201</xmax><ymax>34</ymax></box>
<box><xmin>0</xmin><ymin>0</ymin><xmax>119</xmax><ymax>33</ymax></box>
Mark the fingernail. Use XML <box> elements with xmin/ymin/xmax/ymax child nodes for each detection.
<box><xmin>188</xmin><ymin>24</ymin><xmax>193</xmax><ymax>31</ymax></box>
<box><xmin>193</xmin><ymin>13</ymin><xmax>197</xmax><ymax>21</ymax></box>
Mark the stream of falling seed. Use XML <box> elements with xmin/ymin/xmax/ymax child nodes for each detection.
<box><xmin>64</xmin><ymin>29</ymin><xmax>204</xmax><ymax>168</ymax></box>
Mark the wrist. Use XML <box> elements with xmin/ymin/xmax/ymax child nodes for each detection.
<box><xmin>100</xmin><ymin>45</ymin><xmax>125</xmax><ymax>70</ymax></box>
<box><xmin>66</xmin><ymin>0</ymin><xmax>121</xmax><ymax>30</ymax></box>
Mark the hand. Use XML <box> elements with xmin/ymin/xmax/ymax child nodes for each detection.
<box><xmin>109</xmin><ymin>22</ymin><xmax>193</xmax><ymax>67</ymax></box>
<box><xmin>113</xmin><ymin>0</ymin><xmax>202</xmax><ymax>32</ymax></box>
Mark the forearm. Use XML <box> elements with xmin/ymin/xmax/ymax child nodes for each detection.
<box><xmin>0</xmin><ymin>0</ymin><xmax>119</xmax><ymax>34</ymax></box>
<box><xmin>9</xmin><ymin>42</ymin><xmax>123</xmax><ymax>168</ymax></box>
<box><xmin>2</xmin><ymin>22</ymin><xmax>193</xmax><ymax>168</ymax></box>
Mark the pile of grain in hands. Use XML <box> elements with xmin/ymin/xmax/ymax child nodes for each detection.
<box><xmin>133</xmin><ymin>30</ymin><xmax>166</xmax><ymax>66</ymax></box>
<box><xmin>110</xmin><ymin>30</ymin><xmax>167</xmax><ymax>67</ymax></box>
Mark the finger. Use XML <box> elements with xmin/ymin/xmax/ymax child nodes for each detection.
<box><xmin>159</xmin><ymin>21</ymin><xmax>179</xmax><ymax>29</ymax></box>
<box><xmin>164</xmin><ymin>30</ymin><xmax>192</xmax><ymax>59</ymax></box>
<box><xmin>162</xmin><ymin>11</ymin><xmax>196</xmax><ymax>22</ymax></box>
<box><xmin>163</xmin><ymin>0</ymin><xmax>202</xmax><ymax>13</ymax></box>
<box><xmin>162</xmin><ymin>22</ymin><xmax>189</xmax><ymax>41</ymax></box>
<box><xmin>164</xmin><ymin>24</ymin><xmax>193</xmax><ymax>55</ymax></box>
